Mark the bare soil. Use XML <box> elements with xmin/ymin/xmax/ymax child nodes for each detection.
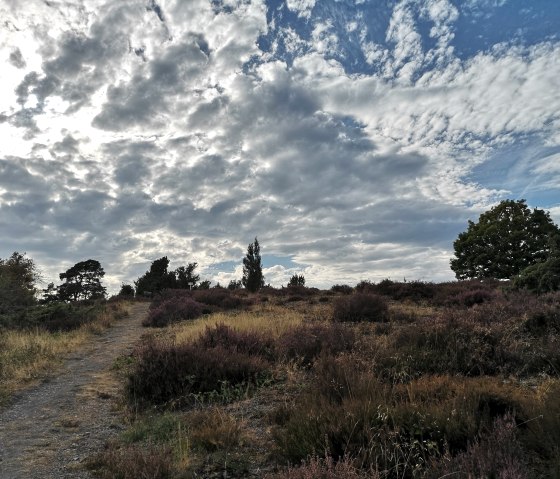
<box><xmin>0</xmin><ymin>303</ymin><xmax>149</xmax><ymax>479</ymax></box>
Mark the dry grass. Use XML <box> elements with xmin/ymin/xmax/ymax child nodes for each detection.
<box><xmin>0</xmin><ymin>301</ymin><xmax>131</xmax><ymax>405</ymax></box>
<box><xmin>170</xmin><ymin>303</ymin><xmax>306</xmax><ymax>345</ymax></box>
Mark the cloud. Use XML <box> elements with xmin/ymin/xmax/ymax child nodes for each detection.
<box><xmin>286</xmin><ymin>0</ymin><xmax>316</xmax><ymax>19</ymax></box>
<box><xmin>9</xmin><ymin>48</ymin><xmax>26</xmax><ymax>68</ymax></box>
<box><xmin>0</xmin><ymin>0</ymin><xmax>559</xmax><ymax>294</ymax></box>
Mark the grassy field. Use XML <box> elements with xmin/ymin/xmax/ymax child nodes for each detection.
<box><xmin>0</xmin><ymin>301</ymin><xmax>130</xmax><ymax>405</ymax></box>
<box><xmin>90</xmin><ymin>283</ymin><xmax>560</xmax><ymax>479</ymax></box>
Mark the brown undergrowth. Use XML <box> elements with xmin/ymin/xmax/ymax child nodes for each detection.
<box><xmin>95</xmin><ymin>284</ymin><xmax>560</xmax><ymax>478</ymax></box>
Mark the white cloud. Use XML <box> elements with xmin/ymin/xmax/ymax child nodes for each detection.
<box><xmin>0</xmin><ymin>0</ymin><xmax>559</xmax><ymax>294</ymax></box>
<box><xmin>286</xmin><ymin>0</ymin><xmax>316</xmax><ymax>19</ymax></box>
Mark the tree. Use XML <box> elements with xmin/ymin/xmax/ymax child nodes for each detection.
<box><xmin>242</xmin><ymin>237</ymin><xmax>264</xmax><ymax>292</ymax></box>
<box><xmin>514</xmin><ymin>234</ymin><xmax>560</xmax><ymax>293</ymax></box>
<box><xmin>227</xmin><ymin>279</ymin><xmax>242</xmax><ymax>290</ymax></box>
<box><xmin>288</xmin><ymin>274</ymin><xmax>305</xmax><ymax>287</ymax></box>
<box><xmin>58</xmin><ymin>259</ymin><xmax>107</xmax><ymax>301</ymax></box>
<box><xmin>450</xmin><ymin>199</ymin><xmax>560</xmax><ymax>280</ymax></box>
<box><xmin>41</xmin><ymin>282</ymin><xmax>59</xmax><ymax>304</ymax></box>
<box><xmin>175</xmin><ymin>263</ymin><xmax>199</xmax><ymax>289</ymax></box>
<box><xmin>118</xmin><ymin>283</ymin><xmax>135</xmax><ymax>297</ymax></box>
<box><xmin>134</xmin><ymin>256</ymin><xmax>176</xmax><ymax>296</ymax></box>
<box><xmin>0</xmin><ymin>252</ymin><xmax>39</xmax><ymax>313</ymax></box>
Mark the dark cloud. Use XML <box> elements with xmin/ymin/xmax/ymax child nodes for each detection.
<box><xmin>147</xmin><ymin>0</ymin><xmax>165</xmax><ymax>23</ymax></box>
<box><xmin>93</xmin><ymin>38</ymin><xmax>208</xmax><ymax>130</ymax></box>
<box><xmin>49</xmin><ymin>134</ymin><xmax>80</xmax><ymax>159</ymax></box>
<box><xmin>9</xmin><ymin>48</ymin><xmax>26</xmax><ymax>68</ymax></box>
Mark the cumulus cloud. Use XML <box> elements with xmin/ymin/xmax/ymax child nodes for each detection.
<box><xmin>0</xmin><ymin>0</ymin><xmax>558</xmax><ymax>293</ymax></box>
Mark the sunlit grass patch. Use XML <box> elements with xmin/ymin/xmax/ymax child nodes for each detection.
<box><xmin>170</xmin><ymin>303</ymin><xmax>306</xmax><ymax>345</ymax></box>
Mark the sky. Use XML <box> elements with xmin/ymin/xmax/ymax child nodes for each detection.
<box><xmin>0</xmin><ymin>0</ymin><xmax>559</xmax><ymax>294</ymax></box>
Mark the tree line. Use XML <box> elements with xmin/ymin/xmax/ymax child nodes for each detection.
<box><xmin>0</xmin><ymin>238</ymin><xmax>271</xmax><ymax>314</ymax></box>
<box><xmin>1</xmin><ymin>198</ymin><xmax>559</xmax><ymax>315</ymax></box>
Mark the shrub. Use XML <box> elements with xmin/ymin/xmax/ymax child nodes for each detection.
<box><xmin>447</xmin><ymin>288</ymin><xmax>496</xmax><ymax>307</ymax></box>
<box><xmin>149</xmin><ymin>288</ymin><xmax>192</xmax><ymax>310</ymax></box>
<box><xmin>355</xmin><ymin>280</ymin><xmax>376</xmax><ymax>293</ymax></box>
<box><xmin>128</xmin><ymin>327</ymin><xmax>271</xmax><ymax>406</ymax></box>
<box><xmin>143</xmin><ymin>296</ymin><xmax>202</xmax><ymax>327</ymax></box>
<box><xmin>274</xmin><ymin>368</ymin><xmax>531</xmax><ymax>478</ymax></box>
<box><xmin>432</xmin><ymin>279</ymin><xmax>501</xmax><ymax>306</ymax></box>
<box><xmin>266</xmin><ymin>455</ymin><xmax>371</xmax><ymax>479</ymax></box>
<box><xmin>195</xmin><ymin>323</ymin><xmax>274</xmax><ymax>359</ymax></box>
<box><xmin>524</xmin><ymin>307</ymin><xmax>560</xmax><ymax>336</ymax></box>
<box><xmin>332</xmin><ymin>293</ymin><xmax>388</xmax><ymax>322</ymax></box>
<box><xmin>20</xmin><ymin>302</ymin><xmax>102</xmax><ymax>332</ymax></box>
<box><xmin>276</xmin><ymin>323</ymin><xmax>355</xmax><ymax>367</ymax></box>
<box><xmin>431</xmin><ymin>414</ymin><xmax>529</xmax><ymax>479</ymax></box>
<box><xmin>187</xmin><ymin>407</ymin><xmax>245</xmax><ymax>451</ymax></box>
<box><xmin>515</xmin><ymin>257</ymin><xmax>560</xmax><ymax>294</ymax></box>
<box><xmin>330</xmin><ymin>284</ymin><xmax>353</xmax><ymax>294</ymax></box>
<box><xmin>96</xmin><ymin>444</ymin><xmax>173</xmax><ymax>479</ymax></box>
<box><xmin>192</xmin><ymin>289</ymin><xmax>245</xmax><ymax>310</ymax></box>
<box><xmin>370</xmin><ymin>279</ymin><xmax>436</xmax><ymax>302</ymax></box>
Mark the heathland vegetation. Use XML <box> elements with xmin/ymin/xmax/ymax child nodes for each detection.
<box><xmin>1</xmin><ymin>202</ymin><xmax>560</xmax><ymax>477</ymax></box>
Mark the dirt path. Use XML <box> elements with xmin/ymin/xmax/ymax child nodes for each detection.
<box><xmin>0</xmin><ymin>302</ymin><xmax>150</xmax><ymax>479</ymax></box>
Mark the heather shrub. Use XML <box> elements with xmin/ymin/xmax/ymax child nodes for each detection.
<box><xmin>432</xmin><ymin>279</ymin><xmax>501</xmax><ymax>306</ymax></box>
<box><xmin>195</xmin><ymin>323</ymin><xmax>274</xmax><ymax>359</ymax></box>
<box><xmin>431</xmin><ymin>414</ymin><xmax>529</xmax><ymax>479</ymax></box>
<box><xmin>332</xmin><ymin>293</ymin><xmax>388</xmax><ymax>322</ymax></box>
<box><xmin>522</xmin><ymin>381</ymin><xmax>560</xmax><ymax>475</ymax></box>
<box><xmin>273</xmin><ymin>367</ymin><xmax>532</xmax><ymax>478</ymax></box>
<box><xmin>128</xmin><ymin>328</ymin><xmax>271</xmax><ymax>406</ymax></box>
<box><xmin>355</xmin><ymin>280</ymin><xmax>376</xmax><ymax>293</ymax></box>
<box><xmin>524</xmin><ymin>307</ymin><xmax>560</xmax><ymax>335</ymax></box>
<box><xmin>191</xmin><ymin>289</ymin><xmax>246</xmax><ymax>310</ymax></box>
<box><xmin>149</xmin><ymin>288</ymin><xmax>193</xmax><ymax>310</ymax></box>
<box><xmin>274</xmin><ymin>389</ymin><xmax>446</xmax><ymax>475</ymax></box>
<box><xmin>266</xmin><ymin>455</ymin><xmax>371</xmax><ymax>479</ymax></box>
<box><xmin>330</xmin><ymin>284</ymin><xmax>353</xmax><ymax>294</ymax></box>
<box><xmin>370</xmin><ymin>301</ymin><xmax>560</xmax><ymax>380</ymax></box>
<box><xmin>143</xmin><ymin>296</ymin><xmax>203</xmax><ymax>327</ymax></box>
<box><xmin>275</xmin><ymin>322</ymin><xmax>355</xmax><ymax>367</ymax></box>
<box><xmin>451</xmin><ymin>288</ymin><xmax>496</xmax><ymax>307</ymax></box>
<box><xmin>286</xmin><ymin>285</ymin><xmax>320</xmax><ymax>296</ymax></box>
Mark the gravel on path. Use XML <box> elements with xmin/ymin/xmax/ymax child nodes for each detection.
<box><xmin>0</xmin><ymin>302</ymin><xmax>150</xmax><ymax>479</ymax></box>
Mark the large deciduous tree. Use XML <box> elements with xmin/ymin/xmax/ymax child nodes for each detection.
<box><xmin>242</xmin><ymin>237</ymin><xmax>264</xmax><ymax>292</ymax></box>
<box><xmin>450</xmin><ymin>199</ymin><xmax>560</xmax><ymax>280</ymax></box>
<box><xmin>57</xmin><ymin>259</ymin><xmax>107</xmax><ymax>301</ymax></box>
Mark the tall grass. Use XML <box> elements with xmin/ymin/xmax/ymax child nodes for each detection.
<box><xmin>170</xmin><ymin>304</ymin><xmax>305</xmax><ymax>345</ymax></box>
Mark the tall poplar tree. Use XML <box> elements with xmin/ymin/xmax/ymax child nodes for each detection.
<box><xmin>242</xmin><ymin>237</ymin><xmax>264</xmax><ymax>292</ymax></box>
